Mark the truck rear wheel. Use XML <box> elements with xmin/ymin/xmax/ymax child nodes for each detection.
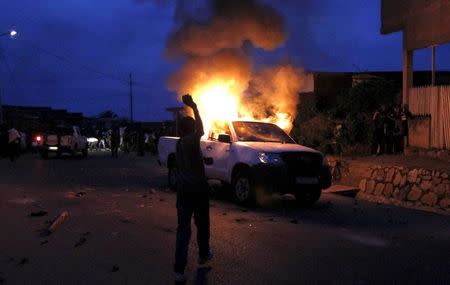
<box><xmin>168</xmin><ymin>164</ymin><xmax>178</xmax><ymax>190</ymax></box>
<box><xmin>295</xmin><ymin>187</ymin><xmax>321</xmax><ymax>207</ymax></box>
<box><xmin>232</xmin><ymin>170</ymin><xmax>256</xmax><ymax>206</ymax></box>
<box><xmin>82</xmin><ymin>148</ymin><xmax>88</xmax><ymax>158</ymax></box>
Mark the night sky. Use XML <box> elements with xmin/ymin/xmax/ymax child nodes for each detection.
<box><xmin>0</xmin><ymin>0</ymin><xmax>449</xmax><ymax>121</ymax></box>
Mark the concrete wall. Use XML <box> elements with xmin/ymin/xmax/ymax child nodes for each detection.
<box><xmin>382</xmin><ymin>0</ymin><xmax>450</xmax><ymax>50</ymax></box>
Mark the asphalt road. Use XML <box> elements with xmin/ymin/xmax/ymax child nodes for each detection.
<box><xmin>0</xmin><ymin>152</ymin><xmax>449</xmax><ymax>285</ymax></box>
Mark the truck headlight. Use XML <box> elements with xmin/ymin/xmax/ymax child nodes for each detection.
<box><xmin>258</xmin><ymin>152</ymin><xmax>283</xmax><ymax>165</ymax></box>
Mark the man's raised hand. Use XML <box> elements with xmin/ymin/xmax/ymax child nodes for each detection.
<box><xmin>182</xmin><ymin>94</ymin><xmax>196</xmax><ymax>109</ymax></box>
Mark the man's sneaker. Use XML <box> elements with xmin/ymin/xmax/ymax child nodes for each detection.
<box><xmin>175</xmin><ymin>272</ymin><xmax>186</xmax><ymax>283</ymax></box>
<box><xmin>198</xmin><ymin>250</ymin><xmax>214</xmax><ymax>265</ymax></box>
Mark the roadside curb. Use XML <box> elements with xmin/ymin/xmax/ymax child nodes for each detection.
<box><xmin>324</xmin><ymin>185</ymin><xmax>359</xmax><ymax>197</ymax></box>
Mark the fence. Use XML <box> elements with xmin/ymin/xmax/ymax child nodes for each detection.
<box><xmin>409</xmin><ymin>86</ymin><xmax>450</xmax><ymax>149</ymax></box>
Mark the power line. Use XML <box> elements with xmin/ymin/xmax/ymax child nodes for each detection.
<box><xmin>13</xmin><ymin>38</ymin><xmax>158</xmax><ymax>90</ymax></box>
<box><xmin>17</xmin><ymin>38</ymin><xmax>130</xmax><ymax>85</ymax></box>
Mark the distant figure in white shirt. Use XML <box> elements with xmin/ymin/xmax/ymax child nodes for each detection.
<box><xmin>8</xmin><ymin>123</ymin><xmax>21</xmax><ymax>162</ymax></box>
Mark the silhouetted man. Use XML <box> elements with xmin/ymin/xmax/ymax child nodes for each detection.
<box><xmin>8</xmin><ymin>123</ymin><xmax>21</xmax><ymax>162</ymax></box>
<box><xmin>371</xmin><ymin>107</ymin><xmax>385</xmax><ymax>156</ymax></box>
<box><xmin>174</xmin><ymin>95</ymin><xmax>212</xmax><ymax>283</ymax></box>
<box><xmin>110</xmin><ymin>126</ymin><xmax>120</xmax><ymax>158</ymax></box>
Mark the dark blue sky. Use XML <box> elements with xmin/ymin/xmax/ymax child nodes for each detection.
<box><xmin>0</xmin><ymin>0</ymin><xmax>449</xmax><ymax>121</ymax></box>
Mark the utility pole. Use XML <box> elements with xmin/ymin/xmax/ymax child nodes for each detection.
<box><xmin>431</xmin><ymin>45</ymin><xmax>436</xmax><ymax>86</ymax></box>
<box><xmin>129</xmin><ymin>73</ymin><xmax>133</xmax><ymax>122</ymax></box>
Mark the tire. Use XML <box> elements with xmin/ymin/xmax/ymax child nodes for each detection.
<box><xmin>232</xmin><ymin>169</ymin><xmax>256</xmax><ymax>206</ymax></box>
<box><xmin>41</xmin><ymin>150</ymin><xmax>48</xmax><ymax>160</ymax></box>
<box><xmin>82</xmin><ymin>148</ymin><xmax>88</xmax><ymax>158</ymax></box>
<box><xmin>295</xmin><ymin>187</ymin><xmax>322</xmax><ymax>207</ymax></box>
<box><xmin>168</xmin><ymin>164</ymin><xmax>178</xmax><ymax>191</ymax></box>
<box><xmin>72</xmin><ymin>145</ymin><xmax>78</xmax><ymax>157</ymax></box>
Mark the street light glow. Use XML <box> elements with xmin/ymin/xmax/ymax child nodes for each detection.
<box><xmin>10</xmin><ymin>30</ymin><xmax>17</xmax><ymax>37</ymax></box>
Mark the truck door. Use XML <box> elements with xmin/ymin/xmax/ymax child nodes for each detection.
<box><xmin>203</xmin><ymin>121</ymin><xmax>232</xmax><ymax>180</ymax></box>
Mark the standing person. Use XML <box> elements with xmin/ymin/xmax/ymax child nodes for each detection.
<box><xmin>8</xmin><ymin>124</ymin><xmax>21</xmax><ymax>162</ymax></box>
<box><xmin>384</xmin><ymin>106</ymin><xmax>395</xmax><ymax>154</ymax></box>
<box><xmin>393</xmin><ymin>105</ymin><xmax>403</xmax><ymax>154</ymax></box>
<box><xmin>401</xmin><ymin>104</ymin><xmax>413</xmax><ymax>152</ymax></box>
<box><xmin>136</xmin><ymin>124</ymin><xmax>145</xmax><ymax>157</ymax></box>
<box><xmin>119</xmin><ymin>125</ymin><xmax>126</xmax><ymax>150</ymax></box>
<box><xmin>371</xmin><ymin>107</ymin><xmax>385</xmax><ymax>156</ymax></box>
<box><xmin>0</xmin><ymin>124</ymin><xmax>8</xmax><ymax>157</ymax></box>
<box><xmin>123</xmin><ymin>126</ymin><xmax>131</xmax><ymax>154</ymax></box>
<box><xmin>110</xmin><ymin>126</ymin><xmax>120</xmax><ymax>158</ymax></box>
<box><xmin>174</xmin><ymin>95</ymin><xmax>212</xmax><ymax>283</ymax></box>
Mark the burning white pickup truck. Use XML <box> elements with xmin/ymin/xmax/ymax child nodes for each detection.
<box><xmin>158</xmin><ymin>120</ymin><xmax>331</xmax><ymax>206</ymax></box>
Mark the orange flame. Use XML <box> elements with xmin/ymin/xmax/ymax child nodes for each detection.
<box><xmin>189</xmin><ymin>79</ymin><xmax>295</xmax><ymax>134</ymax></box>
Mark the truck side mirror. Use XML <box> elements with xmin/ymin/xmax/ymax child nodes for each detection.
<box><xmin>218</xmin><ymin>134</ymin><xmax>231</xmax><ymax>143</ymax></box>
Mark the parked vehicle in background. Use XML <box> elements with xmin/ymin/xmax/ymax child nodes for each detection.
<box><xmin>30</xmin><ymin>133</ymin><xmax>44</xmax><ymax>154</ymax></box>
<box><xmin>40</xmin><ymin>125</ymin><xmax>88</xmax><ymax>159</ymax></box>
<box><xmin>158</xmin><ymin>120</ymin><xmax>332</xmax><ymax>206</ymax></box>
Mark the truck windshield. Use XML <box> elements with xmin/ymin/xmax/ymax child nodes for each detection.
<box><xmin>232</xmin><ymin>121</ymin><xmax>295</xmax><ymax>143</ymax></box>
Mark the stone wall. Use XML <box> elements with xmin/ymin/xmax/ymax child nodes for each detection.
<box><xmin>358</xmin><ymin>166</ymin><xmax>450</xmax><ymax>213</ymax></box>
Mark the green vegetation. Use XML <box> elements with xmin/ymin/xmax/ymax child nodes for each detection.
<box><xmin>291</xmin><ymin>78</ymin><xmax>400</xmax><ymax>155</ymax></box>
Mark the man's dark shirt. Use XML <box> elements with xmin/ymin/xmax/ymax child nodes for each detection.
<box><xmin>175</xmin><ymin>110</ymin><xmax>207</xmax><ymax>193</ymax></box>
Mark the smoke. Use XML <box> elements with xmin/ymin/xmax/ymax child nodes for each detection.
<box><xmin>165</xmin><ymin>0</ymin><xmax>303</xmax><ymax>131</ymax></box>
<box><xmin>166</xmin><ymin>0</ymin><xmax>286</xmax><ymax>58</ymax></box>
<box><xmin>243</xmin><ymin>64</ymin><xmax>304</xmax><ymax>122</ymax></box>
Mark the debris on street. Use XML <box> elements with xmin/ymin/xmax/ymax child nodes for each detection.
<box><xmin>43</xmin><ymin>211</ymin><xmax>70</xmax><ymax>235</ymax></box>
<box><xmin>17</xmin><ymin>258</ymin><xmax>28</xmax><ymax>266</ymax></box>
<box><xmin>29</xmin><ymin>210</ymin><xmax>48</xmax><ymax>217</ymax></box>
<box><xmin>74</xmin><ymin>237</ymin><xmax>87</xmax><ymax>248</ymax></box>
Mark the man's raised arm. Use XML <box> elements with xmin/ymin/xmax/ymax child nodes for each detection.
<box><xmin>182</xmin><ymin>94</ymin><xmax>204</xmax><ymax>138</ymax></box>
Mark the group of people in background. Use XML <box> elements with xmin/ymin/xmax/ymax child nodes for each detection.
<box><xmin>372</xmin><ymin>104</ymin><xmax>413</xmax><ymax>156</ymax></box>
<box><xmin>1</xmin><ymin>121</ymin><xmax>164</xmax><ymax>161</ymax></box>
<box><xmin>89</xmin><ymin>124</ymin><xmax>160</xmax><ymax>158</ymax></box>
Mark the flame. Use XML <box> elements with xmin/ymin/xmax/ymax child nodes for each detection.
<box><xmin>189</xmin><ymin>80</ymin><xmax>294</xmax><ymax>134</ymax></box>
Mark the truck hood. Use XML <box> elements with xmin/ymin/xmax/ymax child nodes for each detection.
<box><xmin>236</xmin><ymin>141</ymin><xmax>321</xmax><ymax>154</ymax></box>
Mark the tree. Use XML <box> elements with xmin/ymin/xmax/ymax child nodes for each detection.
<box><xmin>98</xmin><ymin>110</ymin><xmax>118</xmax><ymax>119</ymax></box>
<box><xmin>332</xmin><ymin>78</ymin><xmax>400</xmax><ymax>146</ymax></box>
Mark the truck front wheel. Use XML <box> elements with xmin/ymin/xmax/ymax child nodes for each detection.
<box><xmin>232</xmin><ymin>170</ymin><xmax>256</xmax><ymax>206</ymax></box>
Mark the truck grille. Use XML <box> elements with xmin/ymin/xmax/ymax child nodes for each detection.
<box><xmin>280</xmin><ymin>152</ymin><xmax>323</xmax><ymax>177</ymax></box>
